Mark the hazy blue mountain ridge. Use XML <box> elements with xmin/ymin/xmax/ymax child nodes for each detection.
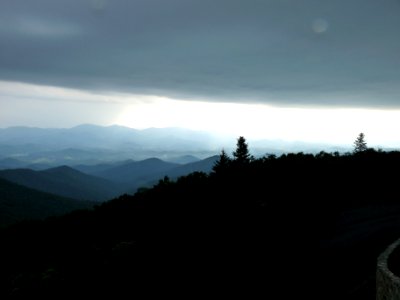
<box><xmin>164</xmin><ymin>155</ymin><xmax>219</xmax><ymax>179</ymax></box>
<box><xmin>0</xmin><ymin>125</ymin><xmax>221</xmax><ymax>167</ymax></box>
<box><xmin>78</xmin><ymin>156</ymin><xmax>218</xmax><ymax>189</ymax></box>
<box><xmin>0</xmin><ymin>156</ymin><xmax>219</xmax><ymax>203</ymax></box>
<box><xmin>0</xmin><ymin>125</ymin><xmax>218</xmax><ymax>151</ymax></box>
<box><xmin>0</xmin><ymin>125</ymin><xmax>350</xmax><ymax>168</ymax></box>
<box><xmin>92</xmin><ymin>158</ymin><xmax>180</xmax><ymax>184</ymax></box>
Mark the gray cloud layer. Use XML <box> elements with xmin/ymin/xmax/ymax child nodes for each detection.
<box><xmin>1</xmin><ymin>0</ymin><xmax>400</xmax><ymax>107</ymax></box>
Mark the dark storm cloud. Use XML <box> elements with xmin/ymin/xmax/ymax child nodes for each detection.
<box><xmin>1</xmin><ymin>0</ymin><xmax>400</xmax><ymax>107</ymax></box>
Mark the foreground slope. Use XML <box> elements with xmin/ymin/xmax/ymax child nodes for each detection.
<box><xmin>0</xmin><ymin>178</ymin><xmax>93</xmax><ymax>227</ymax></box>
<box><xmin>1</xmin><ymin>149</ymin><xmax>400</xmax><ymax>299</ymax></box>
<box><xmin>0</xmin><ymin>166</ymin><xmax>124</xmax><ymax>201</ymax></box>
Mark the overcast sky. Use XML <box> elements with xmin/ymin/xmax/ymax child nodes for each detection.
<box><xmin>1</xmin><ymin>0</ymin><xmax>400</xmax><ymax>146</ymax></box>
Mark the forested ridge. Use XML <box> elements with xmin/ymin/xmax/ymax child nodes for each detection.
<box><xmin>1</xmin><ymin>137</ymin><xmax>400</xmax><ymax>299</ymax></box>
<box><xmin>0</xmin><ymin>177</ymin><xmax>93</xmax><ymax>227</ymax></box>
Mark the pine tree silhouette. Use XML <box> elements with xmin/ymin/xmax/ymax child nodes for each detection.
<box><xmin>212</xmin><ymin>149</ymin><xmax>231</xmax><ymax>173</ymax></box>
<box><xmin>354</xmin><ymin>133</ymin><xmax>367</xmax><ymax>153</ymax></box>
<box><xmin>233</xmin><ymin>136</ymin><xmax>251</xmax><ymax>164</ymax></box>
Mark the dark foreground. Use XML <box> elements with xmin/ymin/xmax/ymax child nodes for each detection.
<box><xmin>1</xmin><ymin>149</ymin><xmax>400</xmax><ymax>299</ymax></box>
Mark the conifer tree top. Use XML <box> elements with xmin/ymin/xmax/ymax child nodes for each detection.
<box><xmin>354</xmin><ymin>132</ymin><xmax>367</xmax><ymax>153</ymax></box>
<box><xmin>233</xmin><ymin>136</ymin><xmax>250</xmax><ymax>164</ymax></box>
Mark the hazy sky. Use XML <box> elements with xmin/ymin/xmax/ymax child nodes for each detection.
<box><xmin>1</xmin><ymin>0</ymin><xmax>400</xmax><ymax>146</ymax></box>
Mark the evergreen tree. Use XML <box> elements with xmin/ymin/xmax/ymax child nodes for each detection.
<box><xmin>212</xmin><ymin>149</ymin><xmax>231</xmax><ymax>173</ymax></box>
<box><xmin>233</xmin><ymin>136</ymin><xmax>251</xmax><ymax>164</ymax></box>
<box><xmin>354</xmin><ymin>133</ymin><xmax>367</xmax><ymax>153</ymax></box>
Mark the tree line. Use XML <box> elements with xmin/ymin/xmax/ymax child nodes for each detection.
<box><xmin>0</xmin><ymin>132</ymin><xmax>399</xmax><ymax>299</ymax></box>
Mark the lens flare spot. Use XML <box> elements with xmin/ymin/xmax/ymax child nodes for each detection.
<box><xmin>90</xmin><ymin>0</ymin><xmax>107</xmax><ymax>11</ymax></box>
<box><xmin>312</xmin><ymin>18</ymin><xmax>329</xmax><ymax>34</ymax></box>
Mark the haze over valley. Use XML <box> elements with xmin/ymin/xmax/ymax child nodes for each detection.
<box><xmin>0</xmin><ymin>123</ymin><xmax>362</xmax><ymax>170</ymax></box>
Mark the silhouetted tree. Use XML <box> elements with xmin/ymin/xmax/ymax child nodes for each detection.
<box><xmin>212</xmin><ymin>149</ymin><xmax>231</xmax><ymax>173</ymax></box>
<box><xmin>354</xmin><ymin>133</ymin><xmax>367</xmax><ymax>153</ymax></box>
<box><xmin>157</xmin><ymin>176</ymin><xmax>172</xmax><ymax>187</ymax></box>
<box><xmin>233</xmin><ymin>136</ymin><xmax>251</xmax><ymax>164</ymax></box>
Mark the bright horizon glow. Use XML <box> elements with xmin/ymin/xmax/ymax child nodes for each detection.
<box><xmin>115</xmin><ymin>97</ymin><xmax>400</xmax><ymax>148</ymax></box>
<box><xmin>1</xmin><ymin>80</ymin><xmax>400</xmax><ymax>148</ymax></box>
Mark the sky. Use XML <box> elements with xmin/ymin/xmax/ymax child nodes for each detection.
<box><xmin>1</xmin><ymin>0</ymin><xmax>400</xmax><ymax>147</ymax></box>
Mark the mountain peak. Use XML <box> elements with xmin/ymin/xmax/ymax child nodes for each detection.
<box><xmin>45</xmin><ymin>165</ymin><xmax>77</xmax><ymax>172</ymax></box>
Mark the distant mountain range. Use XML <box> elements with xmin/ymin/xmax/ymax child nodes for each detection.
<box><xmin>0</xmin><ymin>124</ymin><xmax>356</xmax><ymax>228</ymax></box>
<box><xmin>0</xmin><ymin>125</ymin><xmax>222</xmax><ymax>167</ymax></box>
<box><xmin>0</xmin><ymin>155</ymin><xmax>218</xmax><ymax>197</ymax></box>
<box><xmin>0</xmin><ymin>155</ymin><xmax>219</xmax><ymax>227</ymax></box>
<box><xmin>91</xmin><ymin>158</ymin><xmax>179</xmax><ymax>182</ymax></box>
<box><xmin>0</xmin><ymin>124</ymin><xmax>350</xmax><ymax>168</ymax></box>
<box><xmin>78</xmin><ymin>155</ymin><xmax>220</xmax><ymax>191</ymax></box>
<box><xmin>164</xmin><ymin>155</ymin><xmax>219</xmax><ymax>179</ymax></box>
<box><xmin>0</xmin><ymin>123</ymin><xmax>354</xmax><ymax>227</ymax></box>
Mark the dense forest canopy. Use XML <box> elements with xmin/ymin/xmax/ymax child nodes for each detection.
<box><xmin>1</xmin><ymin>136</ymin><xmax>400</xmax><ymax>299</ymax></box>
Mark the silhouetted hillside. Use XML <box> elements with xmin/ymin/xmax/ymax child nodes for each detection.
<box><xmin>0</xmin><ymin>177</ymin><xmax>92</xmax><ymax>227</ymax></box>
<box><xmin>1</xmin><ymin>146</ymin><xmax>400</xmax><ymax>299</ymax></box>
<box><xmin>0</xmin><ymin>166</ymin><xmax>124</xmax><ymax>201</ymax></box>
